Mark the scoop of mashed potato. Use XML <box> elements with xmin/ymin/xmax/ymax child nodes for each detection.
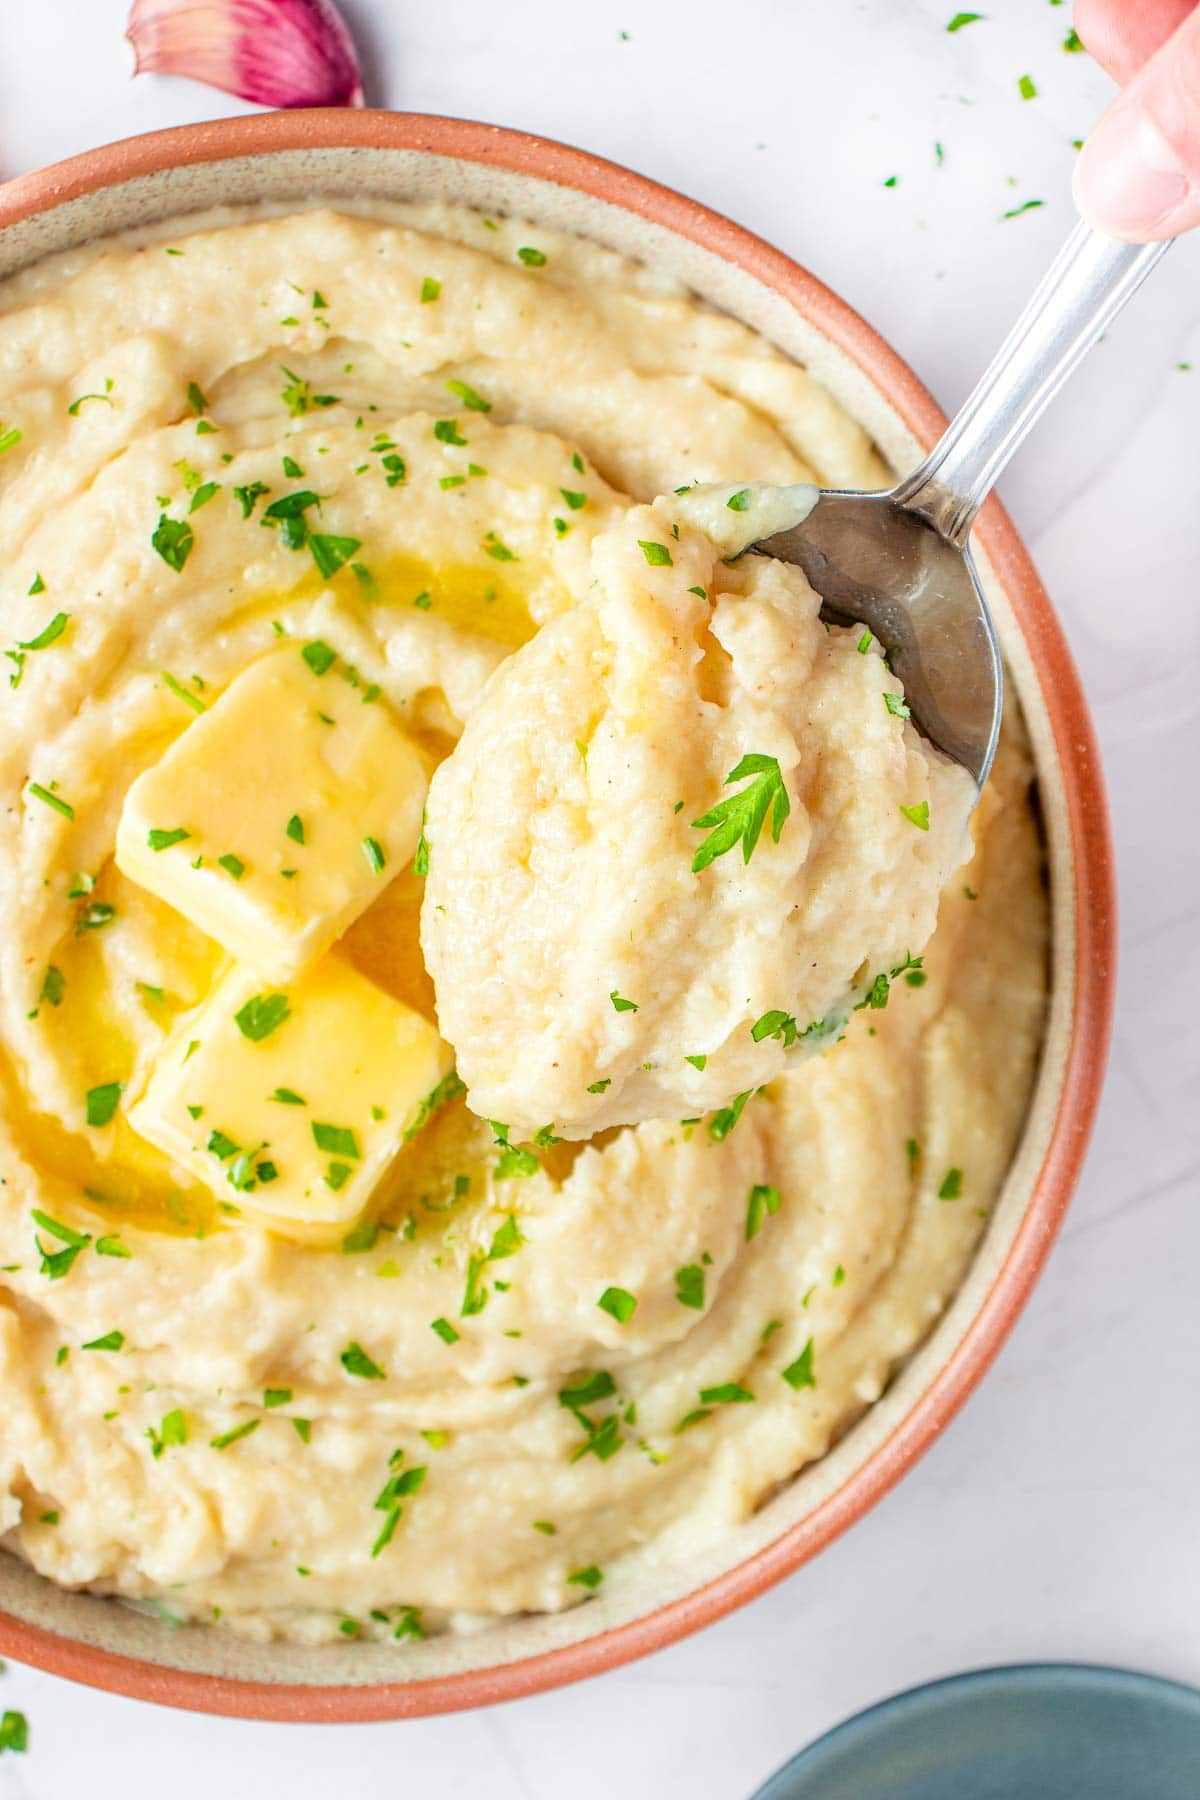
<box><xmin>422</xmin><ymin>496</ymin><xmax>976</xmax><ymax>1138</ymax></box>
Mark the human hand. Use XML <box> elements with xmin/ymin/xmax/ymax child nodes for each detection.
<box><xmin>1073</xmin><ymin>0</ymin><xmax>1200</xmax><ymax>240</ymax></box>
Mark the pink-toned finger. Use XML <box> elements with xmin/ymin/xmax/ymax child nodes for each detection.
<box><xmin>1074</xmin><ymin>1</ymin><xmax>1200</xmax><ymax>240</ymax></box>
<box><xmin>1074</xmin><ymin>0</ymin><xmax>1196</xmax><ymax>84</ymax></box>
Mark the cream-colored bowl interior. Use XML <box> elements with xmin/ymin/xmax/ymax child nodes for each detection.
<box><xmin>0</xmin><ymin>144</ymin><xmax>1073</xmax><ymax>1694</ymax></box>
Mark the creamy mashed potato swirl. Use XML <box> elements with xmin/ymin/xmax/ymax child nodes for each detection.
<box><xmin>0</xmin><ymin>204</ymin><xmax>1046</xmax><ymax>1644</ymax></box>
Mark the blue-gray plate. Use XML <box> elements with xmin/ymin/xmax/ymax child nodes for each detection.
<box><xmin>753</xmin><ymin>1663</ymin><xmax>1200</xmax><ymax>1799</ymax></box>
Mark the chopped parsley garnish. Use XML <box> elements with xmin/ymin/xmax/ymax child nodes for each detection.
<box><xmin>97</xmin><ymin>1235</ymin><xmax>130</xmax><ymax>1260</ymax></box>
<box><xmin>1063</xmin><ymin>27</ymin><xmax>1083</xmax><ymax>51</ymax></box>
<box><xmin>403</xmin><ymin>1068</ymin><xmax>466</xmax><ymax>1142</ymax></box>
<box><xmin>692</xmin><ymin>754</ymin><xmax>790</xmax><ymax>871</ymax></box>
<box><xmin>533</xmin><ymin>1519</ymin><xmax>556</xmax><ymax>1535</ymax></box>
<box><xmin>146</xmin><ymin>1408</ymin><xmax>187</xmax><ymax>1458</ymax></box>
<box><xmin>559</xmin><ymin>1370</ymin><xmax>616</xmax><ymax>1409</ymax></box>
<box><xmin>745</xmin><ymin>1183</ymin><xmax>781</xmax><ymax>1241</ymax></box>
<box><xmin>567</xmin><ymin>1565</ymin><xmax>603</xmax><ymax>1589</ymax></box>
<box><xmin>234</xmin><ymin>992</ymin><xmax>291</xmax><ymax>1042</ymax></box>
<box><xmin>76</xmin><ymin>900</ymin><xmax>115</xmax><ymax>933</ymax></box>
<box><xmin>609</xmin><ymin>989</ymin><xmax>638</xmax><ymax>1013</ymax></box>
<box><xmin>263</xmin><ymin>1388</ymin><xmax>292</xmax><ymax>1409</ymax></box>
<box><xmin>430</xmin><ymin>1317</ymin><xmax>459</xmax><ymax>1344</ymax></box>
<box><xmin>233</xmin><ymin>480</ymin><xmax>270</xmax><ymax>518</ymax></box>
<box><xmin>483</xmin><ymin>530</ymin><xmax>518</xmax><ymax>561</ymax></box>
<box><xmin>899</xmin><ymin>800</ymin><xmax>930</xmax><ymax>830</ymax></box>
<box><xmin>751</xmin><ymin>1008</ymin><xmax>799</xmax><ymax>1047</ymax></box>
<box><xmin>293</xmin><ymin>1418</ymin><xmax>312</xmax><ymax>1442</ymax></box>
<box><xmin>27</xmin><ymin>781</ymin><xmax>74</xmax><ymax>821</ymax></box>
<box><xmin>433</xmin><ymin>417</ymin><xmax>467</xmax><ymax>446</ymax></box>
<box><xmin>675</xmin><ymin>1264</ymin><xmax>705</xmax><ymax>1309</ymax></box>
<box><xmin>147</xmin><ymin>826</ymin><xmax>190</xmax><ymax>852</ymax></box>
<box><xmin>684</xmin><ymin>1053</ymin><xmax>707</xmax><ymax>1070</ymax></box>
<box><xmin>151</xmin><ymin>514</ymin><xmax>194</xmax><ymax>573</ymax></box>
<box><xmin>310</xmin><ymin>532</ymin><xmax>362</xmax><ymax>578</ymax></box>
<box><xmin>67</xmin><ymin>378</ymin><xmax>115</xmax><ymax>416</ymax></box>
<box><xmin>1002</xmin><ymin>199</ymin><xmax>1045</xmax><ymax>220</ymax></box>
<box><xmin>188</xmin><ymin>480</ymin><xmax>219</xmax><ymax>514</ymax></box>
<box><xmin>210</xmin><ymin>1419</ymin><xmax>260</xmax><ymax>1450</ymax></box>
<box><xmin>598</xmin><ymin>1286</ymin><xmax>637</xmax><ymax>1324</ymax></box>
<box><xmin>301</xmin><ymin>638</ymin><xmax>337</xmax><ymax>676</ymax></box>
<box><xmin>446</xmin><ymin>379</ymin><xmax>491</xmax><ymax>412</ymax></box>
<box><xmin>313</xmin><ymin>1121</ymin><xmax>360</xmax><ymax>1159</ymax></box>
<box><xmin>517</xmin><ymin>246</ymin><xmax>547</xmax><ymax>267</ymax></box>
<box><xmin>420</xmin><ymin>276</ymin><xmax>441</xmax><ymax>302</ymax></box>
<box><xmin>285</xmin><ymin>813</ymin><xmax>305</xmax><ymax>845</ymax></box>
<box><xmin>559</xmin><ymin>488</ymin><xmax>587</xmax><ymax>510</ymax></box>
<box><xmin>587</xmin><ymin>1078</ymin><xmax>611</xmax><ymax>1094</ymax></box>
<box><xmin>699</xmin><ymin>1382</ymin><xmax>754</xmax><ymax>1404</ymax></box>
<box><xmin>39</xmin><ymin>965</ymin><xmax>65</xmax><ymax>1008</ymax></box>
<box><xmin>362</xmin><ymin>836</ymin><xmax>386</xmax><ymax>874</ymax></box>
<box><xmin>637</xmin><ymin>539</ymin><xmax>673</xmax><ymax>566</ymax></box>
<box><xmin>1018</xmin><ymin>73</ymin><xmax>1037</xmax><ymax>100</ymax></box>
<box><xmin>883</xmin><ymin>691</ymin><xmax>911</xmax><ymax>718</ymax></box>
<box><xmin>32</xmin><ymin>1209</ymin><xmax>91</xmax><ymax>1280</ymax></box>
<box><xmin>495</xmin><ymin>1143</ymin><xmax>539</xmax><ymax>1180</ymax></box>
<box><xmin>938</xmin><ymin>1167</ymin><xmax>964</xmax><ymax>1200</ymax></box>
<box><xmin>340</xmin><ymin>1341</ymin><xmax>385</xmax><ymax>1380</ymax></box>
<box><xmin>85</xmin><ymin>1082</ymin><xmax>123</xmax><ymax>1128</ymax></box>
<box><xmin>280</xmin><ymin>366</ymin><xmax>339</xmax><ymax>417</ymax></box>
<box><xmin>161</xmin><ymin>670</ymin><xmax>205</xmax><ymax>713</ymax></box>
<box><xmin>186</xmin><ymin>380</ymin><xmax>209</xmax><ymax>416</ymax></box>
<box><xmin>19</xmin><ymin>611</ymin><xmax>69</xmax><ymax>653</ymax></box>
<box><xmin>857</xmin><ymin>629</ymin><xmax>873</xmax><ymax>653</ymax></box>
<box><xmin>81</xmin><ymin>1330</ymin><xmax>124</xmax><ymax>1352</ymax></box>
<box><xmin>946</xmin><ymin>9</ymin><xmax>983</xmax><ymax>28</ymax></box>
<box><xmin>217</xmin><ymin>853</ymin><xmax>245</xmax><ymax>879</ymax></box>
<box><xmin>906</xmin><ymin>1137</ymin><xmax>920</xmax><ymax>1174</ymax></box>
<box><xmin>0</xmin><ymin>425</ymin><xmax>21</xmax><ymax>455</ymax></box>
<box><xmin>782</xmin><ymin>1338</ymin><xmax>816</xmax><ymax>1390</ymax></box>
<box><xmin>709</xmin><ymin>1090</ymin><xmax>752</xmax><ymax>1141</ymax></box>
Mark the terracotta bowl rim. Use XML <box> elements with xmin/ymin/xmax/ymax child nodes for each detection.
<box><xmin>0</xmin><ymin>108</ymin><xmax>1116</xmax><ymax>1723</ymax></box>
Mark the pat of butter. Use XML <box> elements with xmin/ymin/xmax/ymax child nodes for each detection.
<box><xmin>127</xmin><ymin>955</ymin><xmax>455</xmax><ymax>1238</ymax></box>
<box><xmin>115</xmin><ymin>645</ymin><xmax>427</xmax><ymax>982</ymax></box>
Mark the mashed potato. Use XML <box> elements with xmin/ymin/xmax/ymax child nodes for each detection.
<box><xmin>423</xmin><ymin>494</ymin><xmax>976</xmax><ymax>1136</ymax></box>
<box><xmin>0</xmin><ymin>202</ymin><xmax>1045</xmax><ymax>1644</ymax></box>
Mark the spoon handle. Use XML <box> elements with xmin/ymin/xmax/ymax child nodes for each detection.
<box><xmin>893</xmin><ymin>220</ymin><xmax>1171</xmax><ymax>547</ymax></box>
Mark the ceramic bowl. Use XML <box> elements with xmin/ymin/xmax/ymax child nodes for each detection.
<box><xmin>0</xmin><ymin>110</ymin><xmax>1115</xmax><ymax>1721</ymax></box>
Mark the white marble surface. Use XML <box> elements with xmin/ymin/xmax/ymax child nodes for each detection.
<box><xmin>1</xmin><ymin>1</ymin><xmax>1198</xmax><ymax>1794</ymax></box>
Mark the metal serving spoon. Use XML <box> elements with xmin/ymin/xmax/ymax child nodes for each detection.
<box><xmin>755</xmin><ymin>221</ymin><xmax>1171</xmax><ymax>785</ymax></box>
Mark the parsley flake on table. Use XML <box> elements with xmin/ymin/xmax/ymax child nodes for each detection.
<box><xmin>946</xmin><ymin>10</ymin><xmax>984</xmax><ymax>28</ymax></box>
<box><xmin>692</xmin><ymin>754</ymin><xmax>790</xmax><ymax>871</ymax></box>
